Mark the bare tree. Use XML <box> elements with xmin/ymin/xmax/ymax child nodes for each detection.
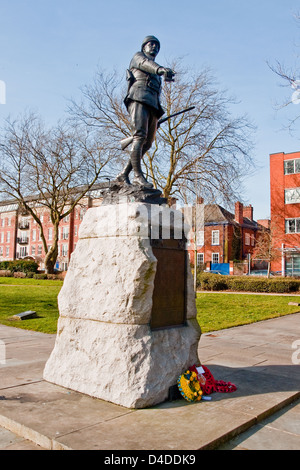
<box><xmin>0</xmin><ymin>112</ymin><xmax>112</xmax><ymax>273</ymax></box>
<box><xmin>268</xmin><ymin>12</ymin><xmax>300</xmax><ymax>133</ymax></box>
<box><xmin>69</xmin><ymin>61</ymin><xmax>255</xmax><ymax>205</ymax></box>
<box><xmin>252</xmin><ymin>222</ymin><xmax>281</xmax><ymax>277</ymax></box>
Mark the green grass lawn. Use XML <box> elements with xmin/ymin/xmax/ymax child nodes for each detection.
<box><xmin>0</xmin><ymin>278</ymin><xmax>63</xmax><ymax>333</ymax></box>
<box><xmin>0</xmin><ymin>278</ymin><xmax>300</xmax><ymax>335</ymax></box>
<box><xmin>196</xmin><ymin>292</ymin><xmax>300</xmax><ymax>333</ymax></box>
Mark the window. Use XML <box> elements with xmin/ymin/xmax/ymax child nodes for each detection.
<box><xmin>285</xmin><ymin>188</ymin><xmax>300</xmax><ymax>204</ymax></box>
<box><xmin>19</xmin><ymin>246</ymin><xmax>27</xmax><ymax>257</ymax></box>
<box><xmin>212</xmin><ymin>253</ymin><xmax>219</xmax><ymax>263</ymax></box>
<box><xmin>32</xmin><ymin>230</ymin><xmax>36</xmax><ymax>241</ymax></box>
<box><xmin>48</xmin><ymin>227</ymin><xmax>53</xmax><ymax>241</ymax></box>
<box><xmin>284</xmin><ymin>159</ymin><xmax>300</xmax><ymax>175</ymax></box>
<box><xmin>0</xmin><ymin>233</ymin><xmax>3</xmax><ymax>243</ymax></box>
<box><xmin>62</xmin><ymin>227</ymin><xmax>69</xmax><ymax>240</ymax></box>
<box><xmin>0</xmin><ymin>247</ymin><xmax>3</xmax><ymax>256</ymax></box>
<box><xmin>197</xmin><ymin>253</ymin><xmax>204</xmax><ymax>265</ymax></box>
<box><xmin>245</xmin><ymin>233</ymin><xmax>250</xmax><ymax>246</ymax></box>
<box><xmin>31</xmin><ymin>246</ymin><xmax>35</xmax><ymax>255</ymax></box>
<box><xmin>37</xmin><ymin>245</ymin><xmax>42</xmax><ymax>255</ymax></box>
<box><xmin>211</xmin><ymin>230</ymin><xmax>219</xmax><ymax>245</ymax></box>
<box><xmin>62</xmin><ymin>244</ymin><xmax>68</xmax><ymax>256</ymax></box>
<box><xmin>285</xmin><ymin>218</ymin><xmax>300</xmax><ymax>234</ymax></box>
<box><xmin>6</xmin><ymin>247</ymin><xmax>10</xmax><ymax>257</ymax></box>
<box><xmin>6</xmin><ymin>232</ymin><xmax>10</xmax><ymax>243</ymax></box>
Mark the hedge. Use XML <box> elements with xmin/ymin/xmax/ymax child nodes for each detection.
<box><xmin>0</xmin><ymin>260</ymin><xmax>38</xmax><ymax>273</ymax></box>
<box><xmin>197</xmin><ymin>272</ymin><xmax>300</xmax><ymax>293</ymax></box>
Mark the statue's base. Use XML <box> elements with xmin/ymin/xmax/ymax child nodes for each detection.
<box><xmin>100</xmin><ymin>180</ymin><xmax>167</xmax><ymax>205</ymax></box>
<box><xmin>43</xmin><ymin>202</ymin><xmax>201</xmax><ymax>409</ymax></box>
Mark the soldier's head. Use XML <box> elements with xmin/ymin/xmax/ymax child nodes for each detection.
<box><xmin>141</xmin><ymin>35</ymin><xmax>160</xmax><ymax>58</ymax></box>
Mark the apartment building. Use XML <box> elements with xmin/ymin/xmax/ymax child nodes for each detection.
<box><xmin>270</xmin><ymin>150</ymin><xmax>300</xmax><ymax>275</ymax></box>
<box><xmin>0</xmin><ymin>190</ymin><xmax>102</xmax><ymax>271</ymax></box>
<box><xmin>0</xmin><ymin>186</ymin><xmax>266</xmax><ymax>274</ymax></box>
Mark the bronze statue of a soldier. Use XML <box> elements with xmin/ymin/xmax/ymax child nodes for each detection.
<box><xmin>117</xmin><ymin>36</ymin><xmax>175</xmax><ymax>189</ymax></box>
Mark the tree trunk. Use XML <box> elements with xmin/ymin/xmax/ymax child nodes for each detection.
<box><xmin>44</xmin><ymin>244</ymin><xmax>59</xmax><ymax>274</ymax></box>
<box><xmin>267</xmin><ymin>261</ymin><xmax>271</xmax><ymax>278</ymax></box>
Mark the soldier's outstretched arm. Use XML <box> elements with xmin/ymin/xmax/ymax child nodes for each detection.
<box><xmin>131</xmin><ymin>52</ymin><xmax>175</xmax><ymax>80</ymax></box>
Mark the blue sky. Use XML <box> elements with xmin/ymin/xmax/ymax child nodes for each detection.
<box><xmin>1</xmin><ymin>0</ymin><xmax>300</xmax><ymax>219</ymax></box>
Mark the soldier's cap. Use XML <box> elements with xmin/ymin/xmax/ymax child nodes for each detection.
<box><xmin>141</xmin><ymin>35</ymin><xmax>160</xmax><ymax>52</ymax></box>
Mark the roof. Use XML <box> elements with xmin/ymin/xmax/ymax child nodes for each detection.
<box><xmin>204</xmin><ymin>204</ymin><xmax>258</xmax><ymax>229</ymax></box>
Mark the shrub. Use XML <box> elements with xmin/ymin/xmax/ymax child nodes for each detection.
<box><xmin>33</xmin><ymin>273</ymin><xmax>48</xmax><ymax>280</ymax></box>
<box><xmin>0</xmin><ymin>261</ymin><xmax>12</xmax><ymax>270</ymax></box>
<box><xmin>13</xmin><ymin>272</ymin><xmax>26</xmax><ymax>278</ymax></box>
<box><xmin>0</xmin><ymin>270</ymin><xmax>12</xmax><ymax>277</ymax></box>
<box><xmin>197</xmin><ymin>272</ymin><xmax>300</xmax><ymax>293</ymax></box>
<box><xmin>0</xmin><ymin>260</ymin><xmax>38</xmax><ymax>274</ymax></box>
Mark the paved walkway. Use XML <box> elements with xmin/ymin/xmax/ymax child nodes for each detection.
<box><xmin>0</xmin><ymin>313</ymin><xmax>299</xmax><ymax>450</ymax></box>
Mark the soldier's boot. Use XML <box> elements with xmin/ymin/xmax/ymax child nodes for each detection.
<box><xmin>130</xmin><ymin>138</ymin><xmax>153</xmax><ymax>189</ymax></box>
<box><xmin>131</xmin><ymin>156</ymin><xmax>153</xmax><ymax>189</ymax></box>
<box><xmin>116</xmin><ymin>160</ymin><xmax>132</xmax><ymax>185</ymax></box>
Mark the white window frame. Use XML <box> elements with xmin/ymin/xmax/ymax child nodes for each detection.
<box><xmin>62</xmin><ymin>227</ymin><xmax>69</xmax><ymax>240</ymax></box>
<box><xmin>212</xmin><ymin>253</ymin><xmax>219</xmax><ymax>263</ymax></box>
<box><xmin>211</xmin><ymin>230</ymin><xmax>220</xmax><ymax>246</ymax></box>
<box><xmin>245</xmin><ymin>233</ymin><xmax>250</xmax><ymax>246</ymax></box>
<box><xmin>62</xmin><ymin>244</ymin><xmax>68</xmax><ymax>256</ymax></box>
<box><xmin>285</xmin><ymin>218</ymin><xmax>300</xmax><ymax>234</ymax></box>
<box><xmin>285</xmin><ymin>188</ymin><xmax>300</xmax><ymax>204</ymax></box>
<box><xmin>197</xmin><ymin>253</ymin><xmax>204</xmax><ymax>265</ymax></box>
<box><xmin>284</xmin><ymin>158</ymin><xmax>300</xmax><ymax>175</ymax></box>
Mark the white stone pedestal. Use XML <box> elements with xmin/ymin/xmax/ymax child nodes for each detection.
<box><xmin>43</xmin><ymin>202</ymin><xmax>201</xmax><ymax>408</ymax></box>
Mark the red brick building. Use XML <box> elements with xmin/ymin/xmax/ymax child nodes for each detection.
<box><xmin>1</xmin><ymin>189</ymin><xmax>266</xmax><ymax>274</ymax></box>
<box><xmin>0</xmin><ymin>192</ymin><xmax>102</xmax><ymax>272</ymax></box>
<box><xmin>188</xmin><ymin>201</ymin><xmax>267</xmax><ymax>271</ymax></box>
<box><xmin>270</xmin><ymin>151</ymin><xmax>300</xmax><ymax>275</ymax></box>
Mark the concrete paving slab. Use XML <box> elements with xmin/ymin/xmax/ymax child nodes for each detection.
<box><xmin>218</xmin><ymin>398</ymin><xmax>300</xmax><ymax>450</ymax></box>
<box><xmin>0</xmin><ymin>426</ymin><xmax>45</xmax><ymax>450</ymax></box>
<box><xmin>0</xmin><ymin>314</ymin><xmax>299</xmax><ymax>450</ymax></box>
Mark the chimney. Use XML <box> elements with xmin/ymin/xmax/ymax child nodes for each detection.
<box><xmin>235</xmin><ymin>201</ymin><xmax>243</xmax><ymax>225</ymax></box>
<box><xmin>243</xmin><ymin>205</ymin><xmax>253</xmax><ymax>221</ymax></box>
<box><xmin>257</xmin><ymin>219</ymin><xmax>271</xmax><ymax>229</ymax></box>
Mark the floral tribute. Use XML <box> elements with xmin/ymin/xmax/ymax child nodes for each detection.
<box><xmin>177</xmin><ymin>364</ymin><xmax>237</xmax><ymax>403</ymax></box>
<box><xmin>177</xmin><ymin>369</ymin><xmax>203</xmax><ymax>402</ymax></box>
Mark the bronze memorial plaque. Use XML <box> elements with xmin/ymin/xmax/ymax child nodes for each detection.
<box><xmin>150</xmin><ymin>238</ymin><xmax>187</xmax><ymax>330</ymax></box>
